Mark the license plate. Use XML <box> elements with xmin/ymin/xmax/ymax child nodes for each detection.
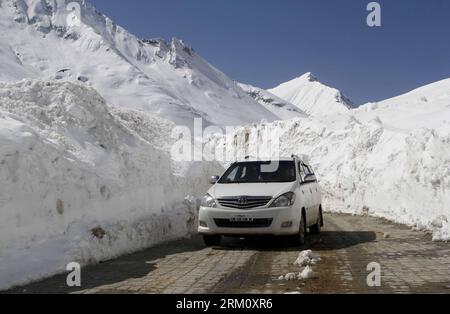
<box><xmin>230</xmin><ymin>215</ymin><xmax>253</xmax><ymax>222</ymax></box>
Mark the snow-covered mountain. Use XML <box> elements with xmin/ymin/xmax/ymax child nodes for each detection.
<box><xmin>238</xmin><ymin>82</ymin><xmax>307</xmax><ymax>119</ymax></box>
<box><xmin>0</xmin><ymin>0</ymin><xmax>281</xmax><ymax>126</ymax></box>
<box><xmin>268</xmin><ymin>72</ymin><xmax>353</xmax><ymax>116</ymax></box>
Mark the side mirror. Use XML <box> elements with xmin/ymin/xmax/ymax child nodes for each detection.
<box><xmin>301</xmin><ymin>174</ymin><xmax>317</xmax><ymax>184</ymax></box>
<box><xmin>209</xmin><ymin>176</ymin><xmax>220</xmax><ymax>185</ymax></box>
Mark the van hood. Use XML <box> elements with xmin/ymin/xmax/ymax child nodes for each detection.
<box><xmin>208</xmin><ymin>182</ymin><xmax>297</xmax><ymax>199</ymax></box>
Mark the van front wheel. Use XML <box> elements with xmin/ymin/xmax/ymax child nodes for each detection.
<box><xmin>297</xmin><ymin>213</ymin><xmax>306</xmax><ymax>245</ymax></box>
<box><xmin>310</xmin><ymin>207</ymin><xmax>323</xmax><ymax>235</ymax></box>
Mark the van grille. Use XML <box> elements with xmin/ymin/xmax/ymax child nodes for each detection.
<box><xmin>217</xmin><ymin>196</ymin><xmax>272</xmax><ymax>209</ymax></box>
<box><xmin>214</xmin><ymin>218</ymin><xmax>273</xmax><ymax>228</ymax></box>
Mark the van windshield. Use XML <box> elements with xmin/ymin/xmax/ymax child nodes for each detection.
<box><xmin>218</xmin><ymin>161</ymin><xmax>296</xmax><ymax>184</ymax></box>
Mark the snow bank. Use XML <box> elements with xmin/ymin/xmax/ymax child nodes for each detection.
<box><xmin>0</xmin><ymin>80</ymin><xmax>221</xmax><ymax>290</ymax></box>
<box><xmin>205</xmin><ymin>81</ymin><xmax>450</xmax><ymax>240</ymax></box>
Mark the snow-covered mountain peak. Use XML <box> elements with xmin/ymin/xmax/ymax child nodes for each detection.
<box><xmin>7</xmin><ymin>0</ymin><xmax>93</xmax><ymax>30</ymax></box>
<box><xmin>238</xmin><ymin>82</ymin><xmax>307</xmax><ymax>119</ymax></box>
<box><xmin>0</xmin><ymin>0</ymin><xmax>281</xmax><ymax>126</ymax></box>
<box><xmin>268</xmin><ymin>72</ymin><xmax>353</xmax><ymax>116</ymax></box>
<box><xmin>6</xmin><ymin>0</ymin><xmax>198</xmax><ymax>69</ymax></box>
<box><xmin>277</xmin><ymin>72</ymin><xmax>318</xmax><ymax>85</ymax></box>
<box><xmin>297</xmin><ymin>72</ymin><xmax>318</xmax><ymax>82</ymax></box>
<box><xmin>168</xmin><ymin>38</ymin><xmax>195</xmax><ymax>67</ymax></box>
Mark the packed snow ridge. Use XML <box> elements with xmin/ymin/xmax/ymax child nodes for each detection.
<box><xmin>0</xmin><ymin>80</ymin><xmax>222</xmax><ymax>290</ymax></box>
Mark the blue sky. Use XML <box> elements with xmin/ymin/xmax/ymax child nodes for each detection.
<box><xmin>90</xmin><ymin>0</ymin><xmax>450</xmax><ymax>105</ymax></box>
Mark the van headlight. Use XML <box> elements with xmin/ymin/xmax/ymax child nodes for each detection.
<box><xmin>201</xmin><ymin>194</ymin><xmax>217</xmax><ymax>208</ymax></box>
<box><xmin>270</xmin><ymin>192</ymin><xmax>296</xmax><ymax>208</ymax></box>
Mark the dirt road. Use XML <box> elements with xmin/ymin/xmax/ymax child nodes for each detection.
<box><xmin>5</xmin><ymin>213</ymin><xmax>450</xmax><ymax>294</ymax></box>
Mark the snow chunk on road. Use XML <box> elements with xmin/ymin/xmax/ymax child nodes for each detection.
<box><xmin>284</xmin><ymin>291</ymin><xmax>302</xmax><ymax>294</ymax></box>
<box><xmin>282</xmin><ymin>273</ymin><xmax>298</xmax><ymax>281</ymax></box>
<box><xmin>298</xmin><ymin>266</ymin><xmax>316</xmax><ymax>280</ymax></box>
<box><xmin>279</xmin><ymin>267</ymin><xmax>317</xmax><ymax>281</ymax></box>
<box><xmin>279</xmin><ymin>250</ymin><xmax>320</xmax><ymax>281</ymax></box>
<box><xmin>294</xmin><ymin>250</ymin><xmax>320</xmax><ymax>267</ymax></box>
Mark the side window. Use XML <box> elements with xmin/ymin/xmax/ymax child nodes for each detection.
<box><xmin>305</xmin><ymin>165</ymin><xmax>312</xmax><ymax>176</ymax></box>
<box><xmin>298</xmin><ymin>162</ymin><xmax>307</xmax><ymax>182</ymax></box>
<box><xmin>305</xmin><ymin>164</ymin><xmax>317</xmax><ymax>182</ymax></box>
<box><xmin>301</xmin><ymin>164</ymin><xmax>309</xmax><ymax>176</ymax></box>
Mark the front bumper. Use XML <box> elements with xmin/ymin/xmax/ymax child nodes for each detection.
<box><xmin>198</xmin><ymin>206</ymin><xmax>301</xmax><ymax>236</ymax></box>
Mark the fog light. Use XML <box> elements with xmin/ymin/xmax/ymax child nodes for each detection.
<box><xmin>281</xmin><ymin>221</ymin><xmax>293</xmax><ymax>228</ymax></box>
<box><xmin>199</xmin><ymin>221</ymin><xmax>208</xmax><ymax>227</ymax></box>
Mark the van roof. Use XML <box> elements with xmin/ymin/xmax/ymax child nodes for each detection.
<box><xmin>238</xmin><ymin>157</ymin><xmax>298</xmax><ymax>162</ymax></box>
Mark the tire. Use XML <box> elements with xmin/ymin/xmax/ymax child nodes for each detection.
<box><xmin>296</xmin><ymin>210</ymin><xmax>307</xmax><ymax>245</ymax></box>
<box><xmin>320</xmin><ymin>206</ymin><xmax>324</xmax><ymax>227</ymax></box>
<box><xmin>203</xmin><ymin>234</ymin><xmax>221</xmax><ymax>246</ymax></box>
<box><xmin>310</xmin><ymin>207</ymin><xmax>323</xmax><ymax>235</ymax></box>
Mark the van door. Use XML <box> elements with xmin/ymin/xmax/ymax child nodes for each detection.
<box><xmin>304</xmin><ymin>165</ymin><xmax>320</xmax><ymax>211</ymax></box>
<box><xmin>306</xmin><ymin>164</ymin><xmax>320</xmax><ymax>215</ymax></box>
<box><xmin>298</xmin><ymin>162</ymin><xmax>314</xmax><ymax>226</ymax></box>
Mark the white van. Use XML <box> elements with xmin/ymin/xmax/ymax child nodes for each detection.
<box><xmin>198</xmin><ymin>156</ymin><xmax>323</xmax><ymax>246</ymax></box>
